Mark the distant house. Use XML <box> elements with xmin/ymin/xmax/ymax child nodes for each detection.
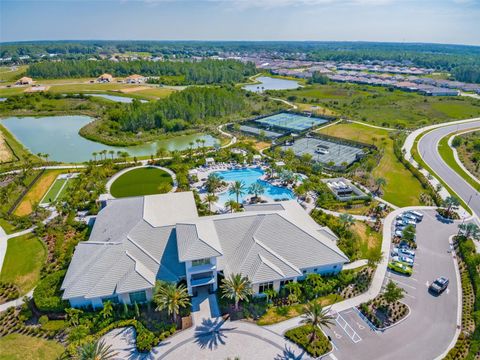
<box><xmin>97</xmin><ymin>73</ymin><xmax>113</xmax><ymax>83</ymax></box>
<box><xmin>125</xmin><ymin>74</ymin><xmax>146</xmax><ymax>84</ymax></box>
<box><xmin>15</xmin><ymin>76</ymin><xmax>33</xmax><ymax>85</ymax></box>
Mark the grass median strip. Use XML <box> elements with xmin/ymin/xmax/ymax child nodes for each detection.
<box><xmin>438</xmin><ymin>131</ymin><xmax>480</xmax><ymax>192</ymax></box>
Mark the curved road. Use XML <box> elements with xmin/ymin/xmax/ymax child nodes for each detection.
<box><xmin>418</xmin><ymin>120</ymin><xmax>480</xmax><ymax>217</ymax></box>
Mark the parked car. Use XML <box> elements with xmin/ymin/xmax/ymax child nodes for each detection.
<box><xmin>392</xmin><ymin>255</ymin><xmax>414</xmax><ymax>266</ymax></box>
<box><xmin>394</xmin><ymin>229</ymin><xmax>403</xmax><ymax>237</ymax></box>
<box><xmin>401</xmin><ymin>218</ymin><xmax>417</xmax><ymax>226</ymax></box>
<box><xmin>429</xmin><ymin>277</ymin><xmax>449</xmax><ymax>294</ymax></box>
<box><xmin>392</xmin><ymin>247</ymin><xmax>415</xmax><ymax>258</ymax></box>
<box><xmin>388</xmin><ymin>261</ymin><xmax>413</xmax><ymax>275</ymax></box>
<box><xmin>402</xmin><ymin>213</ymin><xmax>419</xmax><ymax>222</ymax></box>
<box><xmin>407</xmin><ymin>210</ymin><xmax>424</xmax><ymax>222</ymax></box>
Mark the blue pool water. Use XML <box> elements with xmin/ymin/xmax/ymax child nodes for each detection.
<box><xmin>214</xmin><ymin>168</ymin><xmax>295</xmax><ymax>205</ymax></box>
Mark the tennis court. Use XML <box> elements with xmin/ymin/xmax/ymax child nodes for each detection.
<box><xmin>282</xmin><ymin>137</ymin><xmax>365</xmax><ymax>166</ymax></box>
<box><xmin>239</xmin><ymin>125</ymin><xmax>283</xmax><ymax>139</ymax></box>
<box><xmin>256</xmin><ymin>113</ymin><xmax>328</xmax><ymax>132</ymax></box>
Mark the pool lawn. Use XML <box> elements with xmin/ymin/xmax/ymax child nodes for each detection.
<box><xmin>318</xmin><ymin>122</ymin><xmax>424</xmax><ymax>207</ymax></box>
<box><xmin>0</xmin><ymin>333</ymin><xmax>64</xmax><ymax>360</ymax></box>
<box><xmin>0</xmin><ymin>233</ymin><xmax>46</xmax><ymax>294</ymax></box>
<box><xmin>110</xmin><ymin>167</ymin><xmax>173</xmax><ymax>198</ymax></box>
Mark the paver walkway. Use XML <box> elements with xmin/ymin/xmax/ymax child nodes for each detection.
<box><xmin>191</xmin><ymin>289</ymin><xmax>221</xmax><ymax>326</ymax></box>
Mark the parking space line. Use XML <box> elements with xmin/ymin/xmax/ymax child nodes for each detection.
<box><xmin>392</xmin><ymin>279</ymin><xmax>417</xmax><ymax>290</ymax></box>
<box><xmin>403</xmin><ymin>292</ymin><xmax>416</xmax><ymax>299</ymax></box>
<box><xmin>329</xmin><ymin>354</ymin><xmax>339</xmax><ymax>360</ymax></box>
<box><xmin>410</xmin><ymin>277</ymin><xmax>419</xmax><ymax>282</ymax></box>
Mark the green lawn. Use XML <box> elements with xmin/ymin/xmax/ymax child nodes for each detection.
<box><xmin>0</xmin><ymin>233</ymin><xmax>46</xmax><ymax>294</ymax></box>
<box><xmin>110</xmin><ymin>167</ymin><xmax>173</xmax><ymax>198</ymax></box>
<box><xmin>40</xmin><ymin>178</ymin><xmax>66</xmax><ymax>204</ymax></box>
<box><xmin>272</xmin><ymin>83</ymin><xmax>480</xmax><ymax>129</ymax></box>
<box><xmin>0</xmin><ymin>333</ymin><xmax>64</xmax><ymax>360</ymax></box>
<box><xmin>438</xmin><ymin>133</ymin><xmax>480</xmax><ymax>192</ymax></box>
<box><xmin>319</xmin><ymin>122</ymin><xmax>424</xmax><ymax>207</ymax></box>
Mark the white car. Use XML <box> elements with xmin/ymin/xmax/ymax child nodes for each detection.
<box><xmin>392</xmin><ymin>255</ymin><xmax>414</xmax><ymax>266</ymax></box>
<box><xmin>407</xmin><ymin>210</ymin><xmax>424</xmax><ymax>221</ymax></box>
<box><xmin>402</xmin><ymin>213</ymin><xmax>418</xmax><ymax>222</ymax></box>
<box><xmin>392</xmin><ymin>247</ymin><xmax>415</xmax><ymax>258</ymax></box>
<box><xmin>394</xmin><ymin>229</ymin><xmax>403</xmax><ymax>237</ymax></box>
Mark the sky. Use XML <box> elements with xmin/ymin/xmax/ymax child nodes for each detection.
<box><xmin>1</xmin><ymin>0</ymin><xmax>479</xmax><ymax>45</ymax></box>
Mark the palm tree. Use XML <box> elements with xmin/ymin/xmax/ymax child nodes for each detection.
<box><xmin>65</xmin><ymin>307</ymin><xmax>83</xmax><ymax>327</ymax></box>
<box><xmin>225</xmin><ymin>199</ymin><xmax>239</xmax><ymax>213</ymax></box>
<box><xmin>221</xmin><ymin>273</ymin><xmax>253</xmax><ymax>311</ymax></box>
<box><xmin>92</xmin><ymin>152</ymin><xmax>98</xmax><ymax>162</ymax></box>
<box><xmin>300</xmin><ymin>302</ymin><xmax>334</xmax><ymax>342</ymax></box>
<box><xmin>458</xmin><ymin>222</ymin><xmax>480</xmax><ymax>239</ymax></box>
<box><xmin>204</xmin><ymin>193</ymin><xmax>218</xmax><ymax>212</ymax></box>
<box><xmin>153</xmin><ymin>281</ymin><xmax>190</xmax><ymax>324</ymax></box>
<box><xmin>383</xmin><ymin>280</ymin><xmax>405</xmax><ymax>304</ymax></box>
<box><xmin>229</xmin><ymin>180</ymin><xmax>246</xmax><ymax>205</ymax></box>
<box><xmin>108</xmin><ymin>150</ymin><xmax>115</xmax><ymax>160</ymax></box>
<box><xmin>375</xmin><ymin>177</ymin><xmax>387</xmax><ymax>194</ymax></box>
<box><xmin>76</xmin><ymin>339</ymin><xmax>118</xmax><ymax>360</ymax></box>
<box><xmin>263</xmin><ymin>288</ymin><xmax>277</xmax><ymax>305</ymax></box>
<box><xmin>339</xmin><ymin>213</ymin><xmax>355</xmax><ymax>230</ymax></box>
<box><xmin>206</xmin><ymin>173</ymin><xmax>222</xmax><ymax>195</ymax></box>
<box><xmin>248</xmin><ymin>182</ymin><xmax>265</xmax><ymax>201</ymax></box>
<box><xmin>100</xmin><ymin>301</ymin><xmax>113</xmax><ymax>320</ymax></box>
<box><xmin>443</xmin><ymin>196</ymin><xmax>460</xmax><ymax>217</ymax></box>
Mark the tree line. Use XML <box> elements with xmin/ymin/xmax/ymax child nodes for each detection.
<box><xmin>25</xmin><ymin>59</ymin><xmax>256</xmax><ymax>85</ymax></box>
<box><xmin>108</xmin><ymin>86</ymin><xmax>251</xmax><ymax>133</ymax></box>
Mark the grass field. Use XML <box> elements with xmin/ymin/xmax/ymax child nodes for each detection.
<box><xmin>354</xmin><ymin>221</ymin><xmax>382</xmax><ymax>259</ymax></box>
<box><xmin>0</xmin><ymin>333</ymin><xmax>64</xmax><ymax>360</ymax></box>
<box><xmin>275</xmin><ymin>83</ymin><xmax>480</xmax><ymax>129</ymax></box>
<box><xmin>318</xmin><ymin>122</ymin><xmax>424</xmax><ymax>207</ymax></box>
<box><xmin>110</xmin><ymin>167</ymin><xmax>173</xmax><ymax>198</ymax></box>
<box><xmin>0</xmin><ymin>131</ymin><xmax>14</xmax><ymax>162</ymax></box>
<box><xmin>0</xmin><ymin>65</ymin><xmax>28</xmax><ymax>83</ymax></box>
<box><xmin>0</xmin><ymin>233</ymin><xmax>46</xmax><ymax>294</ymax></box>
<box><xmin>14</xmin><ymin>170</ymin><xmax>64</xmax><ymax>216</ymax></box>
<box><xmin>40</xmin><ymin>178</ymin><xmax>67</xmax><ymax>204</ymax></box>
<box><xmin>438</xmin><ymin>132</ymin><xmax>480</xmax><ymax>192</ymax></box>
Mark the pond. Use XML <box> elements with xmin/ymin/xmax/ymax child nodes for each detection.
<box><xmin>1</xmin><ymin>115</ymin><xmax>219</xmax><ymax>163</ymax></box>
<box><xmin>86</xmin><ymin>94</ymin><xmax>148</xmax><ymax>103</ymax></box>
<box><xmin>243</xmin><ymin>76</ymin><xmax>301</xmax><ymax>93</ymax></box>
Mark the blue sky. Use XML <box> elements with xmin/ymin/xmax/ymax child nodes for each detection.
<box><xmin>1</xmin><ymin>0</ymin><xmax>479</xmax><ymax>45</ymax></box>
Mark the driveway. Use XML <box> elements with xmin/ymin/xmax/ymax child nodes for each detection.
<box><xmin>321</xmin><ymin>209</ymin><xmax>460</xmax><ymax>360</ymax></box>
<box><xmin>417</xmin><ymin>120</ymin><xmax>480</xmax><ymax>217</ymax></box>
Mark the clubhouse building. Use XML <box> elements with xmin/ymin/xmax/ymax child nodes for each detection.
<box><xmin>61</xmin><ymin>192</ymin><xmax>348</xmax><ymax>308</ymax></box>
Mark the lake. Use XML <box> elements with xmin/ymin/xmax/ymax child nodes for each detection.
<box><xmin>1</xmin><ymin>116</ymin><xmax>218</xmax><ymax>163</ymax></box>
<box><xmin>86</xmin><ymin>94</ymin><xmax>148</xmax><ymax>103</ymax></box>
<box><xmin>243</xmin><ymin>76</ymin><xmax>301</xmax><ymax>93</ymax></box>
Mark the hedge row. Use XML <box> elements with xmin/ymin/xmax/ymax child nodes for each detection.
<box><xmin>33</xmin><ymin>270</ymin><xmax>68</xmax><ymax>313</ymax></box>
<box><xmin>285</xmin><ymin>324</ymin><xmax>332</xmax><ymax>357</ymax></box>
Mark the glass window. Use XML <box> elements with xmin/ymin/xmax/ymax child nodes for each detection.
<box><xmin>192</xmin><ymin>258</ymin><xmax>211</xmax><ymax>267</ymax></box>
<box><xmin>258</xmin><ymin>282</ymin><xmax>274</xmax><ymax>293</ymax></box>
<box><xmin>129</xmin><ymin>290</ymin><xmax>147</xmax><ymax>304</ymax></box>
<box><xmin>280</xmin><ymin>280</ymin><xmax>292</xmax><ymax>288</ymax></box>
<box><xmin>101</xmin><ymin>295</ymin><xmax>119</xmax><ymax>304</ymax></box>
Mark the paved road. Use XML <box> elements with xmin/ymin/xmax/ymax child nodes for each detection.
<box><xmin>323</xmin><ymin>210</ymin><xmax>460</xmax><ymax>360</ymax></box>
<box><xmin>418</xmin><ymin>120</ymin><xmax>480</xmax><ymax>217</ymax></box>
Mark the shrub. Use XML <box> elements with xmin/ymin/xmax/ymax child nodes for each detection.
<box><xmin>33</xmin><ymin>270</ymin><xmax>68</xmax><ymax>312</ymax></box>
<box><xmin>38</xmin><ymin>315</ymin><xmax>49</xmax><ymax>326</ymax></box>
<box><xmin>285</xmin><ymin>325</ymin><xmax>332</xmax><ymax>357</ymax></box>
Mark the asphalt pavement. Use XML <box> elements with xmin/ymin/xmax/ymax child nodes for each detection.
<box><xmin>418</xmin><ymin>120</ymin><xmax>480</xmax><ymax>217</ymax></box>
<box><xmin>322</xmin><ymin>210</ymin><xmax>460</xmax><ymax>360</ymax></box>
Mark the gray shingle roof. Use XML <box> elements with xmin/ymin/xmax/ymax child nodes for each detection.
<box><xmin>176</xmin><ymin>222</ymin><xmax>223</xmax><ymax>262</ymax></box>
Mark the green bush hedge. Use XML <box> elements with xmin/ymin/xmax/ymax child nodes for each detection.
<box><xmin>285</xmin><ymin>325</ymin><xmax>332</xmax><ymax>357</ymax></box>
<box><xmin>33</xmin><ymin>270</ymin><xmax>68</xmax><ymax>312</ymax></box>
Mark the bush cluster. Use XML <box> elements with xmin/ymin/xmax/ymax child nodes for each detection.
<box><xmin>285</xmin><ymin>325</ymin><xmax>332</xmax><ymax>357</ymax></box>
<box><xmin>33</xmin><ymin>271</ymin><xmax>68</xmax><ymax>312</ymax></box>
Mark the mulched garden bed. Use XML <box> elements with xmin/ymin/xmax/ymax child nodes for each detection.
<box><xmin>358</xmin><ymin>295</ymin><xmax>409</xmax><ymax>329</ymax></box>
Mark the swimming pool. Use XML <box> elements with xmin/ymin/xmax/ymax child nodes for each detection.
<box><xmin>214</xmin><ymin>167</ymin><xmax>295</xmax><ymax>205</ymax></box>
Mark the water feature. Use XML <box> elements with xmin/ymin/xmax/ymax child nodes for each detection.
<box><xmin>243</xmin><ymin>76</ymin><xmax>300</xmax><ymax>93</ymax></box>
<box><xmin>215</xmin><ymin>167</ymin><xmax>295</xmax><ymax>205</ymax></box>
<box><xmin>1</xmin><ymin>115</ymin><xmax>218</xmax><ymax>163</ymax></box>
<box><xmin>86</xmin><ymin>94</ymin><xmax>148</xmax><ymax>103</ymax></box>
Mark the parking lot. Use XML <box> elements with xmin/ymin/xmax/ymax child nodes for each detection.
<box><xmin>322</xmin><ymin>209</ymin><xmax>460</xmax><ymax>360</ymax></box>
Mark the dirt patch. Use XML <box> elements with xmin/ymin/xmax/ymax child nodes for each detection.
<box><xmin>0</xmin><ymin>132</ymin><xmax>13</xmax><ymax>163</ymax></box>
<box><xmin>23</xmin><ymin>86</ymin><xmax>50</xmax><ymax>93</ymax></box>
<box><xmin>119</xmin><ymin>86</ymin><xmax>150</xmax><ymax>93</ymax></box>
<box><xmin>14</xmin><ymin>170</ymin><xmax>63</xmax><ymax>216</ymax></box>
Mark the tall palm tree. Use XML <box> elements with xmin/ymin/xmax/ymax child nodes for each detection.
<box><xmin>206</xmin><ymin>173</ymin><xmax>222</xmax><ymax>195</ymax></box>
<box><xmin>108</xmin><ymin>150</ymin><xmax>115</xmax><ymax>160</ymax></box>
<box><xmin>92</xmin><ymin>152</ymin><xmax>98</xmax><ymax>162</ymax></box>
<box><xmin>458</xmin><ymin>222</ymin><xmax>480</xmax><ymax>239</ymax></box>
<box><xmin>229</xmin><ymin>180</ymin><xmax>246</xmax><ymax>205</ymax></box>
<box><xmin>221</xmin><ymin>273</ymin><xmax>253</xmax><ymax>311</ymax></box>
<box><xmin>443</xmin><ymin>196</ymin><xmax>460</xmax><ymax>217</ymax></box>
<box><xmin>375</xmin><ymin>177</ymin><xmax>387</xmax><ymax>194</ymax></box>
<box><xmin>153</xmin><ymin>281</ymin><xmax>190</xmax><ymax>323</ymax></box>
<box><xmin>225</xmin><ymin>199</ymin><xmax>239</xmax><ymax>213</ymax></box>
<box><xmin>248</xmin><ymin>182</ymin><xmax>265</xmax><ymax>201</ymax></box>
<box><xmin>76</xmin><ymin>339</ymin><xmax>118</xmax><ymax>360</ymax></box>
<box><xmin>300</xmin><ymin>302</ymin><xmax>334</xmax><ymax>342</ymax></box>
<box><xmin>204</xmin><ymin>193</ymin><xmax>218</xmax><ymax>212</ymax></box>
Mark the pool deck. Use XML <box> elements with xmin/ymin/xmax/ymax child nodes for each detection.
<box><xmin>190</xmin><ymin>163</ymin><xmax>301</xmax><ymax>212</ymax></box>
